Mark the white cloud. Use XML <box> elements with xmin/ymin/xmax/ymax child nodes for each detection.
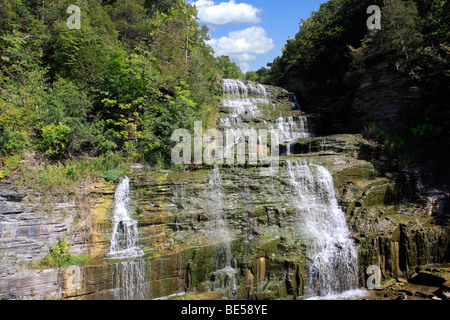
<box><xmin>192</xmin><ymin>0</ymin><xmax>262</xmax><ymax>26</ymax></box>
<box><xmin>239</xmin><ymin>62</ymin><xmax>250</xmax><ymax>74</ymax></box>
<box><xmin>208</xmin><ymin>26</ymin><xmax>274</xmax><ymax>64</ymax></box>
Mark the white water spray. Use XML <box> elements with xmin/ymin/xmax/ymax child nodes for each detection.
<box><xmin>286</xmin><ymin>161</ymin><xmax>359</xmax><ymax>297</ymax></box>
<box><xmin>208</xmin><ymin>165</ymin><xmax>237</xmax><ymax>299</ymax></box>
<box><xmin>106</xmin><ymin>176</ymin><xmax>144</xmax><ymax>259</ymax></box>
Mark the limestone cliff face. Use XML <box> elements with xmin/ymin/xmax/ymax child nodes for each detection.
<box><xmin>0</xmin><ymin>178</ymin><xmax>114</xmax><ymax>299</ymax></box>
<box><xmin>352</xmin><ymin>61</ymin><xmax>421</xmax><ymax>129</ymax></box>
<box><xmin>0</xmin><ymin>80</ymin><xmax>448</xmax><ymax>300</ymax></box>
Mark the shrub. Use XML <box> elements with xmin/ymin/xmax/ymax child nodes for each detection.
<box><xmin>38</xmin><ymin>122</ymin><xmax>70</xmax><ymax>158</ymax></box>
<box><xmin>37</xmin><ymin>236</ymin><xmax>89</xmax><ymax>268</ymax></box>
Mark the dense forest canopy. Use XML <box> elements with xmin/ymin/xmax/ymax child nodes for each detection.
<box><xmin>249</xmin><ymin>0</ymin><xmax>449</xmax><ymax>167</ymax></box>
<box><xmin>0</xmin><ymin>0</ymin><xmax>243</xmax><ymax>175</ymax></box>
<box><xmin>0</xmin><ymin>0</ymin><xmax>449</xmax><ymax>183</ymax></box>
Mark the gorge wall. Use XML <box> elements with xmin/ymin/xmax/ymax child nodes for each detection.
<box><xmin>0</xmin><ymin>79</ymin><xmax>448</xmax><ymax>300</ymax></box>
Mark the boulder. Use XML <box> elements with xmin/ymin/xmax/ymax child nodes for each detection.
<box><xmin>409</xmin><ymin>271</ymin><xmax>448</xmax><ymax>287</ymax></box>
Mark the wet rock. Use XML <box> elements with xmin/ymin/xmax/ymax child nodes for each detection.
<box><xmin>398</xmin><ymin>289</ymin><xmax>414</xmax><ymax>296</ymax></box>
<box><xmin>396</xmin><ymin>292</ymin><xmax>408</xmax><ymax>300</ymax></box>
<box><xmin>436</xmin><ymin>280</ymin><xmax>450</xmax><ymax>300</ymax></box>
<box><xmin>409</xmin><ymin>271</ymin><xmax>448</xmax><ymax>287</ymax></box>
<box><xmin>380</xmin><ymin>278</ymin><xmax>396</xmax><ymax>290</ymax></box>
<box><xmin>352</xmin><ymin>61</ymin><xmax>421</xmax><ymax>129</ymax></box>
<box><xmin>0</xmin><ymin>189</ymin><xmax>24</xmax><ymax>202</ymax></box>
<box><xmin>397</xmin><ymin>277</ymin><xmax>408</xmax><ymax>284</ymax></box>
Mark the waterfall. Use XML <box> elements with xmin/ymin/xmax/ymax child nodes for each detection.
<box><xmin>223</xmin><ymin>79</ymin><xmax>268</xmax><ymax>99</ymax></box>
<box><xmin>221</xmin><ymin>98</ymin><xmax>272</xmax><ymax>118</ymax></box>
<box><xmin>208</xmin><ymin>165</ymin><xmax>237</xmax><ymax>300</ymax></box>
<box><xmin>286</xmin><ymin>161</ymin><xmax>358</xmax><ymax>297</ymax></box>
<box><xmin>106</xmin><ymin>176</ymin><xmax>144</xmax><ymax>259</ymax></box>
<box><xmin>289</xmin><ymin>93</ymin><xmax>301</xmax><ymax>111</ymax></box>
<box><xmin>274</xmin><ymin>117</ymin><xmax>309</xmax><ymax>142</ymax></box>
<box><xmin>221</xmin><ymin>79</ymin><xmax>273</xmax><ymax>120</ymax></box>
<box><xmin>269</xmin><ymin>116</ymin><xmax>310</xmax><ymax>155</ymax></box>
<box><xmin>111</xmin><ymin>260</ymin><xmax>151</xmax><ymax>300</ymax></box>
<box><xmin>220</xmin><ymin>79</ymin><xmax>310</xmax><ymax>160</ymax></box>
<box><xmin>208</xmin><ymin>165</ymin><xmax>232</xmax><ymax>264</ymax></box>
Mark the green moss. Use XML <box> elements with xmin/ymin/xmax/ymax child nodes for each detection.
<box><xmin>252</xmin><ymin>207</ymin><xmax>266</xmax><ymax>218</ymax></box>
<box><xmin>143</xmin><ymin>252</ymin><xmax>160</xmax><ymax>259</ymax></box>
<box><xmin>363</xmin><ymin>183</ymin><xmax>397</xmax><ymax>207</ymax></box>
<box><xmin>260</xmin><ymin>238</ymin><xmax>281</xmax><ymax>256</ymax></box>
<box><xmin>169</xmin><ymin>291</ymin><xmax>223</xmax><ymax>300</ymax></box>
<box><xmin>190</xmin><ymin>246</ymin><xmax>220</xmax><ymax>287</ymax></box>
<box><xmin>333</xmin><ymin>164</ymin><xmax>374</xmax><ymax>188</ymax></box>
<box><xmin>391</xmin><ymin>225</ymin><xmax>401</xmax><ymax>242</ymax></box>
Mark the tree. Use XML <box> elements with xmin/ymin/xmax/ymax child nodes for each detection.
<box><xmin>0</xmin><ymin>30</ymin><xmax>47</xmax><ymax>156</ymax></box>
<box><xmin>37</xmin><ymin>78</ymin><xmax>96</xmax><ymax>156</ymax></box>
<box><xmin>245</xmin><ymin>71</ymin><xmax>259</xmax><ymax>82</ymax></box>
<box><xmin>0</xmin><ymin>0</ymin><xmax>225</xmax><ymax>166</ymax></box>
<box><xmin>0</xmin><ymin>0</ymin><xmax>17</xmax><ymax>32</ymax></box>
<box><xmin>106</xmin><ymin>0</ymin><xmax>151</xmax><ymax>47</ymax></box>
<box><xmin>256</xmin><ymin>67</ymin><xmax>272</xmax><ymax>84</ymax></box>
<box><xmin>216</xmin><ymin>56</ymin><xmax>243</xmax><ymax>79</ymax></box>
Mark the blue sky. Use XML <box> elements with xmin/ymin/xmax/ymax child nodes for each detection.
<box><xmin>189</xmin><ymin>0</ymin><xmax>326</xmax><ymax>73</ymax></box>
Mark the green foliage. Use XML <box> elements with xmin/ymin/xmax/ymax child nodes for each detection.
<box><xmin>137</xmin><ymin>81</ymin><xmax>200</xmax><ymax>164</ymax></box>
<box><xmin>266</xmin><ymin>0</ymin><xmax>383</xmax><ymax>106</ymax></box>
<box><xmin>37</xmin><ymin>236</ymin><xmax>89</xmax><ymax>268</ymax></box>
<box><xmin>0</xmin><ymin>0</ymin><xmax>18</xmax><ymax>32</ymax></box>
<box><xmin>245</xmin><ymin>71</ymin><xmax>259</xmax><ymax>82</ymax></box>
<box><xmin>95</xmin><ymin>153</ymin><xmax>130</xmax><ymax>181</ymax></box>
<box><xmin>37</xmin><ymin>78</ymin><xmax>97</xmax><ymax>155</ymax></box>
<box><xmin>9</xmin><ymin>154</ymin><xmax>129</xmax><ymax>195</ymax></box>
<box><xmin>49</xmin><ymin>22</ymin><xmax>112</xmax><ymax>84</ymax></box>
<box><xmin>106</xmin><ymin>0</ymin><xmax>151</xmax><ymax>47</ymax></box>
<box><xmin>362</xmin><ymin>122</ymin><xmax>419</xmax><ymax>165</ymax></box>
<box><xmin>0</xmin><ymin>154</ymin><xmax>21</xmax><ymax>179</ymax></box>
<box><xmin>216</xmin><ymin>55</ymin><xmax>243</xmax><ymax>79</ymax></box>
<box><xmin>42</xmin><ymin>0</ymin><xmax>117</xmax><ymax>84</ymax></box>
<box><xmin>248</xmin><ymin>67</ymin><xmax>272</xmax><ymax>85</ymax></box>
<box><xmin>38</xmin><ymin>123</ymin><xmax>71</xmax><ymax>158</ymax></box>
<box><xmin>0</xmin><ymin>30</ymin><xmax>46</xmax><ymax>157</ymax></box>
<box><xmin>349</xmin><ymin>0</ymin><xmax>422</xmax><ymax>76</ymax></box>
<box><xmin>263</xmin><ymin>0</ymin><xmax>449</xmax><ymax>165</ymax></box>
<box><xmin>0</xmin><ymin>0</ymin><xmax>231</xmax><ymax>172</ymax></box>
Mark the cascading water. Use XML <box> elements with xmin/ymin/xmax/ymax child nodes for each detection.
<box><xmin>104</xmin><ymin>80</ymin><xmax>358</xmax><ymax>301</ymax></box>
<box><xmin>111</xmin><ymin>260</ymin><xmax>151</xmax><ymax>300</ymax></box>
<box><xmin>207</xmin><ymin>165</ymin><xmax>237</xmax><ymax>300</ymax></box>
<box><xmin>289</xmin><ymin>93</ymin><xmax>301</xmax><ymax>110</ymax></box>
<box><xmin>220</xmin><ymin>79</ymin><xmax>309</xmax><ymax>158</ymax></box>
<box><xmin>269</xmin><ymin>117</ymin><xmax>310</xmax><ymax>156</ymax></box>
<box><xmin>106</xmin><ymin>176</ymin><xmax>144</xmax><ymax>259</ymax></box>
<box><xmin>103</xmin><ymin>80</ymin><xmax>358</xmax><ymax>301</ymax></box>
<box><xmin>286</xmin><ymin>161</ymin><xmax>359</xmax><ymax>297</ymax></box>
<box><xmin>103</xmin><ymin>176</ymin><xmax>149</xmax><ymax>300</ymax></box>
<box><xmin>223</xmin><ymin>79</ymin><xmax>268</xmax><ymax>99</ymax></box>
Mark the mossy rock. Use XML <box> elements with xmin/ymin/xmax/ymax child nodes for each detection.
<box><xmin>333</xmin><ymin>164</ymin><xmax>375</xmax><ymax>187</ymax></box>
<box><xmin>189</xmin><ymin>245</ymin><xmax>227</xmax><ymax>288</ymax></box>
<box><xmin>169</xmin><ymin>291</ymin><xmax>223</xmax><ymax>300</ymax></box>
